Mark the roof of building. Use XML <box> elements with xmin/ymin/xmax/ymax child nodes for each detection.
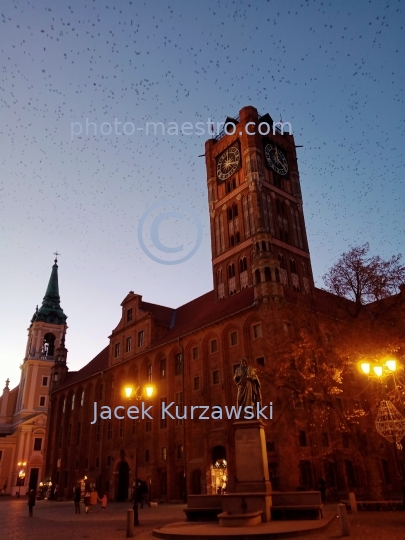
<box><xmin>31</xmin><ymin>259</ymin><xmax>67</xmax><ymax>326</ymax></box>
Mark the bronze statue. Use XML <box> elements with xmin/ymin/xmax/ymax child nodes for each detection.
<box><xmin>233</xmin><ymin>357</ymin><xmax>262</xmax><ymax>408</ymax></box>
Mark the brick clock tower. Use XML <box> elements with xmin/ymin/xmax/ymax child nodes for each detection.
<box><xmin>205</xmin><ymin>106</ymin><xmax>313</xmax><ymax>302</ymax></box>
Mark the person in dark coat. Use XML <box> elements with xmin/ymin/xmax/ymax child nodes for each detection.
<box><xmin>318</xmin><ymin>477</ymin><xmax>327</xmax><ymax>502</ymax></box>
<box><xmin>73</xmin><ymin>485</ymin><xmax>81</xmax><ymax>514</ymax></box>
<box><xmin>28</xmin><ymin>489</ymin><xmax>36</xmax><ymax>517</ymax></box>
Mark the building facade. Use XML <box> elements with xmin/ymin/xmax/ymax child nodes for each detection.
<box><xmin>0</xmin><ymin>259</ymin><xmax>67</xmax><ymax>495</ymax></box>
<box><xmin>44</xmin><ymin>106</ymin><xmax>405</xmax><ymax>502</ymax></box>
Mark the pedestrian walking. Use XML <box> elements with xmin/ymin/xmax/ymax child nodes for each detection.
<box><xmin>73</xmin><ymin>485</ymin><xmax>81</xmax><ymax>514</ymax></box>
<box><xmin>89</xmin><ymin>488</ymin><xmax>98</xmax><ymax>512</ymax></box>
<box><xmin>28</xmin><ymin>489</ymin><xmax>36</xmax><ymax>517</ymax></box>
<box><xmin>98</xmin><ymin>492</ymin><xmax>108</xmax><ymax>511</ymax></box>
<box><xmin>84</xmin><ymin>490</ymin><xmax>91</xmax><ymax>514</ymax></box>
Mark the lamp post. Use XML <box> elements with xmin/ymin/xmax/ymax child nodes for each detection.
<box><xmin>17</xmin><ymin>461</ymin><xmax>27</xmax><ymax>497</ymax></box>
<box><xmin>124</xmin><ymin>383</ymin><xmax>154</xmax><ymax>526</ymax></box>
<box><xmin>358</xmin><ymin>357</ymin><xmax>405</xmax><ymax>504</ymax></box>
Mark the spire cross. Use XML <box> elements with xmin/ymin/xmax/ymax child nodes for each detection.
<box><xmin>53</xmin><ymin>251</ymin><xmax>60</xmax><ymax>264</ymax></box>
<box><xmin>5</xmin><ymin>378</ymin><xmax>10</xmax><ymax>388</ymax></box>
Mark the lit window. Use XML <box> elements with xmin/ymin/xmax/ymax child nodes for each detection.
<box><xmin>138</xmin><ymin>331</ymin><xmax>145</xmax><ymax>347</ymax></box>
<box><xmin>252</xmin><ymin>323</ymin><xmax>262</xmax><ymax>339</ymax></box>
<box><xmin>212</xmin><ymin>370</ymin><xmax>220</xmax><ymax>385</ymax></box>
<box><xmin>210</xmin><ymin>339</ymin><xmax>218</xmax><ymax>354</ymax></box>
<box><xmin>114</xmin><ymin>343</ymin><xmax>120</xmax><ymax>357</ymax></box>
<box><xmin>162</xmin><ymin>447</ymin><xmax>167</xmax><ymax>460</ymax></box>
<box><xmin>126</xmin><ymin>337</ymin><xmax>132</xmax><ymax>353</ymax></box>
<box><xmin>127</xmin><ymin>308</ymin><xmax>133</xmax><ymax>322</ymax></box>
<box><xmin>230</xmin><ymin>331</ymin><xmax>238</xmax><ymax>346</ymax></box>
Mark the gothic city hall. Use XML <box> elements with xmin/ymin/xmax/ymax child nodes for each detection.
<box><xmin>35</xmin><ymin>106</ymin><xmax>404</xmax><ymax>501</ymax></box>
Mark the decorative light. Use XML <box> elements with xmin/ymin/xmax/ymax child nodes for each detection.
<box><xmin>375</xmin><ymin>400</ymin><xmax>405</xmax><ymax>449</ymax></box>
<box><xmin>145</xmin><ymin>385</ymin><xmax>154</xmax><ymax>398</ymax></box>
<box><xmin>360</xmin><ymin>362</ymin><xmax>370</xmax><ymax>374</ymax></box>
<box><xmin>373</xmin><ymin>366</ymin><xmax>383</xmax><ymax>377</ymax></box>
<box><xmin>385</xmin><ymin>359</ymin><xmax>397</xmax><ymax>372</ymax></box>
<box><xmin>124</xmin><ymin>386</ymin><xmax>134</xmax><ymax>398</ymax></box>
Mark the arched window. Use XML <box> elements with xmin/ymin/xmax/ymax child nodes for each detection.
<box><xmin>239</xmin><ymin>257</ymin><xmax>247</xmax><ymax>273</ymax></box>
<box><xmin>217</xmin><ymin>268</ymin><xmax>223</xmax><ymax>285</ymax></box>
<box><xmin>255</xmin><ymin>269</ymin><xmax>261</xmax><ymax>284</ymax></box>
<box><xmin>80</xmin><ymin>391</ymin><xmax>84</xmax><ymax>407</ymax></box>
<box><xmin>42</xmin><ymin>333</ymin><xmax>56</xmax><ymax>357</ymax></box>
<box><xmin>275</xmin><ymin>268</ymin><xmax>280</xmax><ymax>282</ymax></box>
<box><xmin>278</xmin><ymin>254</ymin><xmax>286</xmax><ymax>269</ymax></box>
<box><xmin>290</xmin><ymin>259</ymin><xmax>297</xmax><ymax>273</ymax></box>
<box><xmin>264</xmin><ymin>267</ymin><xmax>272</xmax><ymax>282</ymax></box>
<box><xmin>228</xmin><ymin>264</ymin><xmax>235</xmax><ymax>279</ymax></box>
<box><xmin>261</xmin><ymin>241</ymin><xmax>266</xmax><ymax>251</ymax></box>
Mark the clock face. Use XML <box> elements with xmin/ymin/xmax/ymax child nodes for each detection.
<box><xmin>216</xmin><ymin>146</ymin><xmax>240</xmax><ymax>182</ymax></box>
<box><xmin>264</xmin><ymin>142</ymin><xmax>288</xmax><ymax>176</ymax></box>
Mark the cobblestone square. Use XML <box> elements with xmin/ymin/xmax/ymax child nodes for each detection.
<box><xmin>1</xmin><ymin>497</ymin><xmax>404</xmax><ymax>540</ymax></box>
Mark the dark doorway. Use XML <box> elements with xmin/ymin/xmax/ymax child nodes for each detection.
<box><xmin>28</xmin><ymin>468</ymin><xmax>39</xmax><ymax>491</ymax></box>
<box><xmin>117</xmin><ymin>461</ymin><xmax>129</xmax><ymax>501</ymax></box>
<box><xmin>177</xmin><ymin>470</ymin><xmax>186</xmax><ymax>500</ymax></box>
<box><xmin>191</xmin><ymin>470</ymin><xmax>201</xmax><ymax>495</ymax></box>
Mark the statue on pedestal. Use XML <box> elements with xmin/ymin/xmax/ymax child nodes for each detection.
<box><xmin>233</xmin><ymin>357</ymin><xmax>262</xmax><ymax>408</ymax></box>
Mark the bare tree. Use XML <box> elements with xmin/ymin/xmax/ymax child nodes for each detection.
<box><xmin>322</xmin><ymin>243</ymin><xmax>405</xmax><ymax>317</ymax></box>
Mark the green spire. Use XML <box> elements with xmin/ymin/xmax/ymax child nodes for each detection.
<box><xmin>31</xmin><ymin>258</ymin><xmax>67</xmax><ymax>326</ymax></box>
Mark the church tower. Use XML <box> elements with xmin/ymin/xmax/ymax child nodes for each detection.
<box><xmin>15</xmin><ymin>257</ymin><xmax>68</xmax><ymax>419</ymax></box>
<box><xmin>205</xmin><ymin>106</ymin><xmax>313</xmax><ymax>302</ymax></box>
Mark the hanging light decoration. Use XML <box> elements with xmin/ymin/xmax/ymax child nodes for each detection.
<box><xmin>375</xmin><ymin>400</ymin><xmax>405</xmax><ymax>450</ymax></box>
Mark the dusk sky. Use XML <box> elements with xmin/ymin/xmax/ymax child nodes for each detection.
<box><xmin>1</xmin><ymin>0</ymin><xmax>404</xmax><ymax>390</ymax></box>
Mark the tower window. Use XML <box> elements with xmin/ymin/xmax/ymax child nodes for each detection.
<box><xmin>290</xmin><ymin>259</ymin><xmax>297</xmax><ymax>273</ymax></box>
<box><xmin>239</xmin><ymin>257</ymin><xmax>247</xmax><ymax>273</ymax></box>
<box><xmin>278</xmin><ymin>254</ymin><xmax>286</xmax><ymax>270</ymax></box>
<box><xmin>114</xmin><ymin>343</ymin><xmax>120</xmax><ymax>357</ymax></box>
<box><xmin>226</xmin><ymin>178</ymin><xmax>237</xmax><ymax>193</ymax></box>
<box><xmin>264</xmin><ymin>267</ymin><xmax>272</xmax><ymax>282</ymax></box>
<box><xmin>127</xmin><ymin>308</ymin><xmax>133</xmax><ymax>322</ymax></box>
<box><xmin>126</xmin><ymin>337</ymin><xmax>132</xmax><ymax>353</ymax></box>
<box><xmin>138</xmin><ymin>331</ymin><xmax>145</xmax><ymax>347</ymax></box>
<box><xmin>228</xmin><ymin>264</ymin><xmax>235</xmax><ymax>279</ymax></box>
<box><xmin>255</xmin><ymin>269</ymin><xmax>261</xmax><ymax>284</ymax></box>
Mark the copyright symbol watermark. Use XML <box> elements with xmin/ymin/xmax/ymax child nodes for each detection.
<box><xmin>137</xmin><ymin>200</ymin><xmax>203</xmax><ymax>265</ymax></box>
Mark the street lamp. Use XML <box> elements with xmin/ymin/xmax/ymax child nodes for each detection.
<box><xmin>359</xmin><ymin>358</ymin><xmax>397</xmax><ymax>377</ymax></box>
<box><xmin>358</xmin><ymin>357</ymin><xmax>405</xmax><ymax>504</ymax></box>
<box><xmin>17</xmin><ymin>461</ymin><xmax>27</xmax><ymax>497</ymax></box>
<box><xmin>123</xmin><ymin>383</ymin><xmax>155</xmax><ymax>526</ymax></box>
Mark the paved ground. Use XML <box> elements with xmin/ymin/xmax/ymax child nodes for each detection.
<box><xmin>0</xmin><ymin>497</ymin><xmax>404</xmax><ymax>539</ymax></box>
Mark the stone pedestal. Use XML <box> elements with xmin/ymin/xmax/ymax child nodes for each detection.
<box><xmin>221</xmin><ymin>420</ymin><xmax>272</xmax><ymax>523</ymax></box>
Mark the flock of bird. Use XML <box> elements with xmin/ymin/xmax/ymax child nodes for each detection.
<box><xmin>0</xmin><ymin>0</ymin><xmax>403</xmax><ymax>379</ymax></box>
